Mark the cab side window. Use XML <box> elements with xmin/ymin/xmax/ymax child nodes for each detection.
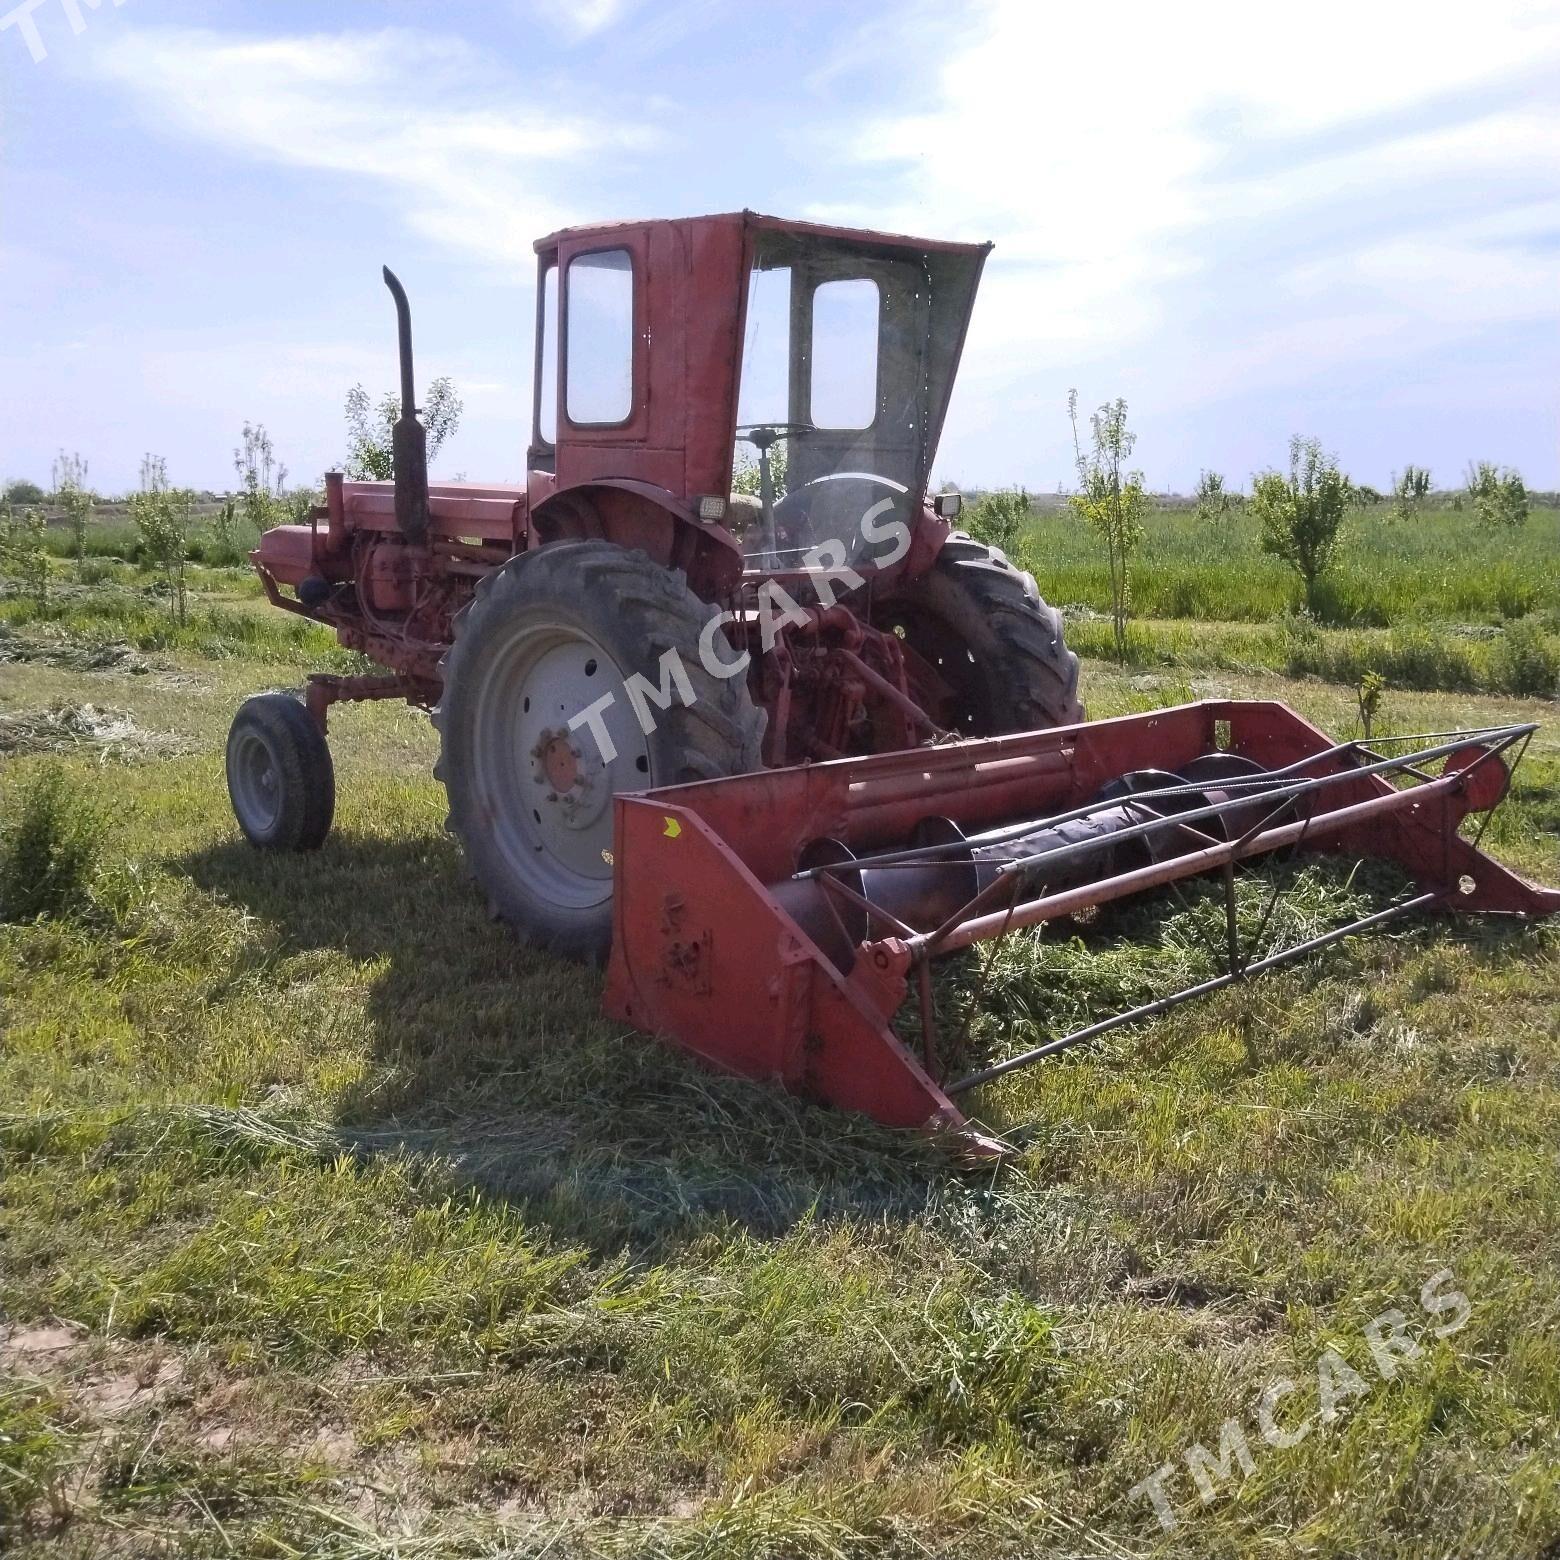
<box><xmin>536</xmin><ymin>261</ymin><xmax>558</xmax><ymax>448</ymax></box>
<box><xmin>566</xmin><ymin>248</ymin><xmax>634</xmax><ymax>426</ymax></box>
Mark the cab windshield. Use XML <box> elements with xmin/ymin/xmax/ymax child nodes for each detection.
<box><xmin>732</xmin><ymin>227</ymin><xmax>974</xmax><ymax>569</ymax></box>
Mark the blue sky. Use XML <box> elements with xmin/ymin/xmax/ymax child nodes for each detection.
<box><xmin>2</xmin><ymin>0</ymin><xmax>1557</xmax><ymax>496</ymax></box>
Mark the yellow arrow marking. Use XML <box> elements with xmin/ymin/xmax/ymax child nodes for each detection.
<box><xmin>663</xmin><ymin>817</ymin><xmax>682</xmax><ymax>839</ymax></box>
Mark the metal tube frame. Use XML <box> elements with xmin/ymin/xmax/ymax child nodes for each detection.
<box><xmin>946</xmin><ymin>891</ymin><xmax>1441</xmax><ymax>1095</ymax></box>
<box><xmin>796</xmin><ymin>726</ymin><xmax>1530</xmax><ymax>957</ymax></box>
<box><xmin>913</xmin><ymin>758</ymin><xmax>1483</xmax><ymax>957</ymax></box>
<box><xmin>865</xmin><ymin>724</ymin><xmax>1533</xmax><ymax>1094</ymax></box>
<box><xmin>793</xmin><ymin>724</ymin><xmax>1533</xmax><ymax>880</ymax></box>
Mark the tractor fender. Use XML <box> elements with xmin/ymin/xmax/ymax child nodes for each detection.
<box><xmin>530</xmin><ymin>479</ymin><xmax>744</xmax><ymax>600</ymax></box>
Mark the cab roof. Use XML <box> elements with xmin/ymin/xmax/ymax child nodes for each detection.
<box><xmin>533</xmin><ymin>209</ymin><xmax>993</xmax><ymax>258</ymax></box>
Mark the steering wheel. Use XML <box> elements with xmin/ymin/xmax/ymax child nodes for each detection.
<box><xmin>770</xmin><ymin>472</ymin><xmax>909</xmax><ymax>560</ymax></box>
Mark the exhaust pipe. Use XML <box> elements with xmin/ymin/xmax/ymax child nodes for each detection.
<box><xmin>382</xmin><ymin>266</ymin><xmax>430</xmax><ymax>544</ymax></box>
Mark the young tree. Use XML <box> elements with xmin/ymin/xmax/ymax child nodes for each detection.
<box><xmin>1250</xmin><ymin>436</ymin><xmax>1350</xmax><ymax>614</ymax></box>
<box><xmin>1068</xmin><ymin>390</ymin><xmax>1145</xmax><ymax>661</ymax></box>
<box><xmin>52</xmin><ymin>450</ymin><xmax>93</xmax><ymax>577</ymax></box>
<box><xmin>1465</xmin><ymin>461</ymin><xmax>1528</xmax><ymax>529</ymax></box>
<box><xmin>130</xmin><ymin>481</ymin><xmax>195</xmax><ymax>625</ymax></box>
<box><xmin>1194</xmin><ymin>469</ymin><xmax>1235</xmax><ymax>522</ymax></box>
<box><xmin>234</xmin><ymin>422</ymin><xmax>289</xmax><ymax>533</ymax></box>
<box><xmin>1356</xmin><ymin>669</ymin><xmax>1386</xmax><ymax>740</ymax></box>
<box><xmin>210</xmin><ymin>497</ymin><xmax>245</xmax><ymax>561</ymax></box>
<box><xmin>345</xmin><ymin>379</ymin><xmax>463</xmax><ymax>480</ymax></box>
<box><xmin>1392</xmin><ymin>465</ymin><xmax>1431</xmax><ymax>523</ymax></box>
<box><xmin>0</xmin><ymin>499</ymin><xmax>49</xmax><ymax>608</ymax></box>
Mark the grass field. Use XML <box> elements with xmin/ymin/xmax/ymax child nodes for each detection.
<box><xmin>1009</xmin><ymin>500</ymin><xmax>1560</xmax><ymax>631</ymax></box>
<box><xmin>2</xmin><ymin>511</ymin><xmax>1558</xmax><ymax>1557</ymax></box>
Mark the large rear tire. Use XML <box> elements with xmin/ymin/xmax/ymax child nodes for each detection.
<box><xmin>878</xmin><ymin>532</ymin><xmax>1083</xmax><ymax>735</ymax></box>
<box><xmin>435</xmin><ymin>541</ymin><xmax>765</xmax><ymax>962</ymax></box>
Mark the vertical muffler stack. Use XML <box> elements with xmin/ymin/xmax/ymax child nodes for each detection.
<box><xmin>382</xmin><ymin>266</ymin><xmax>430</xmax><ymax>545</ymax></box>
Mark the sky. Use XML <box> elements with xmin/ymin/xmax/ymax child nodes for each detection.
<box><xmin>1</xmin><ymin>0</ymin><xmax>1557</xmax><ymax>497</ymax></box>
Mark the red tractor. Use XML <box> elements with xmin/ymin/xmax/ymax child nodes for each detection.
<box><xmin>233</xmin><ymin>211</ymin><xmax>1553</xmax><ymax>1152</ymax></box>
<box><xmin>232</xmin><ymin>212</ymin><xmax>1081</xmax><ymax>958</ymax></box>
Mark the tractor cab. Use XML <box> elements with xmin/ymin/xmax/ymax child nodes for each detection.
<box><xmin>529</xmin><ymin>212</ymin><xmax>989</xmax><ymax>575</ymax></box>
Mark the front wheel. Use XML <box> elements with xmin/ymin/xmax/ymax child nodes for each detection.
<box><xmin>226</xmin><ymin>693</ymin><xmax>335</xmax><ymax>850</ymax></box>
<box><xmin>435</xmin><ymin>541</ymin><xmax>765</xmax><ymax>962</ymax></box>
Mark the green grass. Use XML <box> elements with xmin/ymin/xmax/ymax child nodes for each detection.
<box><xmin>0</xmin><ymin>576</ymin><xmax>360</xmax><ymax>670</ymax></box>
<box><xmin>0</xmin><ymin>560</ymin><xmax>1557</xmax><ymax>1557</ymax></box>
<box><xmin>1060</xmin><ymin>613</ymin><xmax>1560</xmax><ymax>698</ymax></box>
<box><xmin>1012</xmin><ymin>501</ymin><xmax>1560</xmax><ymax>630</ymax></box>
<box><xmin>38</xmin><ymin>507</ymin><xmax>265</xmax><ymax>570</ymax></box>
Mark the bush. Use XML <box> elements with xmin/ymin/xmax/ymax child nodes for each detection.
<box><xmin>1376</xmin><ymin>623</ymin><xmax>1479</xmax><ymax>692</ymax></box>
<box><xmin>1269</xmin><ymin>613</ymin><xmax>1484</xmax><ymax>692</ymax></box>
<box><xmin>732</xmin><ymin>439</ymin><xmax>788</xmax><ymax>502</ymax></box>
<box><xmin>965</xmin><ymin>488</ymin><xmax>1031</xmax><ymax>551</ymax></box>
<box><xmin>0</xmin><ymin>764</ymin><xmax>105</xmax><ymax>923</ymax></box>
<box><xmin>1466</xmin><ymin>461</ymin><xmax>1528</xmax><ymax>529</ymax></box>
<box><xmin>2</xmin><ymin>479</ymin><xmax>46</xmax><ymax>506</ymax></box>
<box><xmin>1490</xmin><ymin>617</ymin><xmax>1559</xmax><ymax>698</ymax></box>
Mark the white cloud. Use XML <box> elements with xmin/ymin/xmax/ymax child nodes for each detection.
<box><xmin>1283</xmin><ymin>232</ymin><xmax>1558</xmax><ymax>330</ymax></box>
<box><xmin>44</xmin><ymin>1</ymin><xmax>1560</xmax><ymax>489</ymax></box>
<box><xmin>85</xmin><ymin>26</ymin><xmax>661</xmax><ymax>271</ymax></box>
<box><xmin>831</xmin><ymin>0</ymin><xmax>1560</xmax><ymax>377</ymax></box>
<box><xmin>525</xmin><ymin>0</ymin><xmax>639</xmax><ymax>42</ymax></box>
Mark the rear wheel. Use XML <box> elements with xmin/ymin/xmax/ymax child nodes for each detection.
<box><xmin>435</xmin><ymin>541</ymin><xmax>765</xmax><ymax>961</ymax></box>
<box><xmin>878</xmin><ymin>532</ymin><xmax>1083</xmax><ymax>735</ymax></box>
<box><xmin>226</xmin><ymin>693</ymin><xmax>335</xmax><ymax>850</ymax></box>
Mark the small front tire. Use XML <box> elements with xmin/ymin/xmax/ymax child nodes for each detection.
<box><xmin>226</xmin><ymin>693</ymin><xmax>335</xmax><ymax>851</ymax></box>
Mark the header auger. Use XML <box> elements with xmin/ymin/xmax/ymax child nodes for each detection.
<box><xmin>228</xmin><ymin>211</ymin><xmax>1557</xmax><ymax>1157</ymax></box>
